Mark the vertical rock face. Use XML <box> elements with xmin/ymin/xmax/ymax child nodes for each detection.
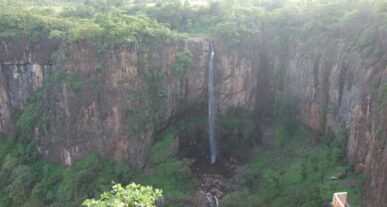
<box><xmin>0</xmin><ymin>35</ymin><xmax>386</xmax><ymax>206</ymax></box>
<box><xmin>0</xmin><ymin>38</ymin><xmax>57</xmax><ymax>132</ymax></box>
<box><xmin>0</xmin><ymin>37</ymin><xmax>268</xmax><ymax>168</ymax></box>
<box><xmin>0</xmin><ymin>38</ymin><xmax>209</xmax><ymax>168</ymax></box>
<box><xmin>216</xmin><ymin>44</ymin><xmax>257</xmax><ymax>112</ymax></box>
<box><xmin>215</xmin><ymin>40</ymin><xmax>273</xmax><ymax>115</ymax></box>
<box><xmin>280</xmin><ymin>35</ymin><xmax>387</xmax><ymax>206</ymax></box>
<box><xmin>0</xmin><ymin>64</ymin><xmax>50</xmax><ymax>131</ymax></box>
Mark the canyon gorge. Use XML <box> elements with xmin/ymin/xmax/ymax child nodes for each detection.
<box><xmin>0</xmin><ymin>1</ymin><xmax>386</xmax><ymax>206</ymax></box>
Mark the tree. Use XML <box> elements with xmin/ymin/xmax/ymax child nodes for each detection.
<box><xmin>82</xmin><ymin>183</ymin><xmax>163</xmax><ymax>207</ymax></box>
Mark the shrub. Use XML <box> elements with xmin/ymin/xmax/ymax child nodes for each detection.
<box><xmin>16</xmin><ymin>104</ymin><xmax>37</xmax><ymax>133</ymax></box>
<box><xmin>172</xmin><ymin>49</ymin><xmax>192</xmax><ymax>75</ymax></box>
<box><xmin>274</xmin><ymin>91</ymin><xmax>298</xmax><ymax>133</ymax></box>
<box><xmin>82</xmin><ymin>183</ymin><xmax>162</xmax><ymax>207</ymax></box>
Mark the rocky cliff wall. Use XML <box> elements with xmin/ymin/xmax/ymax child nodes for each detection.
<box><xmin>279</xmin><ymin>34</ymin><xmax>387</xmax><ymax>206</ymax></box>
<box><xmin>0</xmin><ymin>38</ymin><xmax>205</xmax><ymax>168</ymax></box>
<box><xmin>0</xmin><ymin>37</ymin><xmax>264</xmax><ymax>169</ymax></box>
<box><xmin>0</xmin><ymin>34</ymin><xmax>386</xmax><ymax>206</ymax></box>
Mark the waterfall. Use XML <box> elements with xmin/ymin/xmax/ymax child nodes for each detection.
<box><xmin>208</xmin><ymin>41</ymin><xmax>217</xmax><ymax>164</ymax></box>
<box><xmin>214</xmin><ymin>195</ymin><xmax>219</xmax><ymax>207</ymax></box>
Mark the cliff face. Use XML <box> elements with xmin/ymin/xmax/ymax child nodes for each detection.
<box><xmin>0</xmin><ymin>37</ymin><xmax>265</xmax><ymax>168</ymax></box>
<box><xmin>0</xmin><ymin>38</ymin><xmax>205</xmax><ymax>168</ymax></box>
<box><xmin>0</xmin><ymin>38</ymin><xmax>55</xmax><ymax>132</ymax></box>
<box><xmin>0</xmin><ymin>34</ymin><xmax>386</xmax><ymax>206</ymax></box>
<box><xmin>279</xmin><ymin>35</ymin><xmax>387</xmax><ymax>206</ymax></box>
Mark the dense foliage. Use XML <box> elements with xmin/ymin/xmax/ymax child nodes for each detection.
<box><xmin>222</xmin><ymin>125</ymin><xmax>363</xmax><ymax>207</ymax></box>
<box><xmin>82</xmin><ymin>183</ymin><xmax>162</xmax><ymax>207</ymax></box>
<box><xmin>0</xmin><ymin>130</ymin><xmax>191</xmax><ymax>206</ymax></box>
<box><xmin>137</xmin><ymin>0</ymin><xmax>387</xmax><ymax>51</ymax></box>
<box><xmin>0</xmin><ymin>0</ymin><xmax>180</xmax><ymax>50</ymax></box>
<box><xmin>1</xmin><ymin>0</ymin><xmax>386</xmax><ymax>50</ymax></box>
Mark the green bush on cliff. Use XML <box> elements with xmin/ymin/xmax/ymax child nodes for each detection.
<box><xmin>172</xmin><ymin>49</ymin><xmax>193</xmax><ymax>75</ymax></box>
<box><xmin>16</xmin><ymin>103</ymin><xmax>38</xmax><ymax>134</ymax></box>
<box><xmin>137</xmin><ymin>129</ymin><xmax>194</xmax><ymax>197</ymax></box>
<box><xmin>148</xmin><ymin>129</ymin><xmax>178</xmax><ymax>165</ymax></box>
<box><xmin>82</xmin><ymin>183</ymin><xmax>162</xmax><ymax>207</ymax></box>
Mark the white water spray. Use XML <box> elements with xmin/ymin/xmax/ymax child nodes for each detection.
<box><xmin>208</xmin><ymin>41</ymin><xmax>217</xmax><ymax>164</ymax></box>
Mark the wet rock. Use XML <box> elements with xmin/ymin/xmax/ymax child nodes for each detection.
<box><xmin>199</xmin><ymin>174</ymin><xmax>230</xmax><ymax>198</ymax></box>
<box><xmin>195</xmin><ymin>190</ymin><xmax>217</xmax><ymax>207</ymax></box>
<box><xmin>155</xmin><ymin>196</ymin><xmax>165</xmax><ymax>206</ymax></box>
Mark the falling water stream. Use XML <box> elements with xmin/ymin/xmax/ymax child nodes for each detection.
<box><xmin>214</xmin><ymin>195</ymin><xmax>219</xmax><ymax>207</ymax></box>
<box><xmin>208</xmin><ymin>41</ymin><xmax>217</xmax><ymax>164</ymax></box>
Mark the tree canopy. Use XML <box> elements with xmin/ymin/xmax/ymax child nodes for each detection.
<box><xmin>82</xmin><ymin>183</ymin><xmax>162</xmax><ymax>207</ymax></box>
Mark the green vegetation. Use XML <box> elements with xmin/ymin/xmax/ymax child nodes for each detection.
<box><xmin>0</xmin><ymin>133</ymin><xmax>127</xmax><ymax>206</ymax></box>
<box><xmin>220</xmin><ymin>90</ymin><xmax>362</xmax><ymax>206</ymax></box>
<box><xmin>136</xmin><ymin>0</ymin><xmax>387</xmax><ymax>52</ymax></box>
<box><xmin>1</xmin><ymin>0</ymin><xmax>386</xmax><ymax>52</ymax></box>
<box><xmin>222</xmin><ymin>126</ymin><xmax>363</xmax><ymax>207</ymax></box>
<box><xmin>0</xmin><ymin>129</ymin><xmax>178</xmax><ymax>207</ymax></box>
<box><xmin>172</xmin><ymin>49</ymin><xmax>193</xmax><ymax>75</ymax></box>
<box><xmin>219</xmin><ymin>108</ymin><xmax>257</xmax><ymax>157</ymax></box>
<box><xmin>0</xmin><ymin>95</ymin><xmax>196</xmax><ymax>207</ymax></box>
<box><xmin>82</xmin><ymin>183</ymin><xmax>162</xmax><ymax>207</ymax></box>
<box><xmin>0</xmin><ymin>0</ymin><xmax>180</xmax><ymax>50</ymax></box>
<box><xmin>138</xmin><ymin>128</ymin><xmax>194</xmax><ymax>197</ymax></box>
<box><xmin>274</xmin><ymin>91</ymin><xmax>298</xmax><ymax>134</ymax></box>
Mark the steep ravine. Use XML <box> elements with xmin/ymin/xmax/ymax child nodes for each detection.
<box><xmin>0</xmin><ymin>36</ymin><xmax>386</xmax><ymax>206</ymax></box>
